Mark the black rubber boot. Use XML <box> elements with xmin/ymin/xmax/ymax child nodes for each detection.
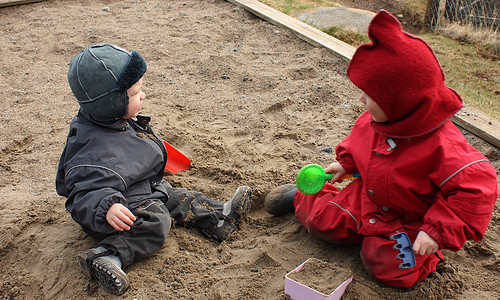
<box><xmin>77</xmin><ymin>246</ymin><xmax>129</xmax><ymax>295</ymax></box>
<box><xmin>264</xmin><ymin>184</ymin><xmax>297</xmax><ymax>216</ymax></box>
<box><xmin>211</xmin><ymin>186</ymin><xmax>252</xmax><ymax>241</ymax></box>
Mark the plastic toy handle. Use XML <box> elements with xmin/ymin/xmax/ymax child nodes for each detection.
<box><xmin>340</xmin><ymin>173</ymin><xmax>355</xmax><ymax>180</ymax></box>
<box><xmin>324</xmin><ymin>172</ymin><xmax>357</xmax><ymax>181</ymax></box>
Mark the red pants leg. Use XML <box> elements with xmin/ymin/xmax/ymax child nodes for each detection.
<box><xmin>361</xmin><ymin>230</ymin><xmax>444</xmax><ymax>288</ymax></box>
<box><xmin>294</xmin><ymin>182</ymin><xmax>363</xmax><ymax>244</ymax></box>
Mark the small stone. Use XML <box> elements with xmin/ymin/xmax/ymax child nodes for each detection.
<box><xmin>320</xmin><ymin>146</ymin><xmax>332</xmax><ymax>153</ymax></box>
<box><xmin>102</xmin><ymin>7</ymin><xmax>110</xmax><ymax>11</ymax></box>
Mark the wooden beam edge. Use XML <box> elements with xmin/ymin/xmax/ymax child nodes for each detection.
<box><xmin>452</xmin><ymin>106</ymin><xmax>500</xmax><ymax>148</ymax></box>
<box><xmin>227</xmin><ymin>0</ymin><xmax>500</xmax><ymax>147</ymax></box>
<box><xmin>0</xmin><ymin>0</ymin><xmax>44</xmax><ymax>8</ymax></box>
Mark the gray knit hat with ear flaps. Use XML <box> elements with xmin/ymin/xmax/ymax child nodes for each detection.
<box><xmin>67</xmin><ymin>44</ymin><xmax>147</xmax><ymax>121</ymax></box>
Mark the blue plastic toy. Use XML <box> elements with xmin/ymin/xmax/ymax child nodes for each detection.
<box><xmin>390</xmin><ymin>232</ymin><xmax>416</xmax><ymax>269</ymax></box>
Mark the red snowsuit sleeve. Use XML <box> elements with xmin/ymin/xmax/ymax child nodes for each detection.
<box><xmin>421</xmin><ymin>160</ymin><xmax>498</xmax><ymax>251</ymax></box>
<box><xmin>335</xmin><ymin>113</ymin><xmax>372</xmax><ymax>174</ymax></box>
<box><xmin>335</xmin><ymin>134</ymin><xmax>358</xmax><ymax>174</ymax></box>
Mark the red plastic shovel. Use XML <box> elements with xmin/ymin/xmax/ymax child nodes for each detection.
<box><xmin>163</xmin><ymin>141</ymin><xmax>191</xmax><ymax>174</ymax></box>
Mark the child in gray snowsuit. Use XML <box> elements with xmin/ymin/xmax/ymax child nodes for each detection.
<box><xmin>56</xmin><ymin>44</ymin><xmax>252</xmax><ymax>295</ymax></box>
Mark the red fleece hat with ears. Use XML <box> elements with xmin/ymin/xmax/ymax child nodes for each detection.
<box><xmin>347</xmin><ymin>10</ymin><xmax>463</xmax><ymax>138</ymax></box>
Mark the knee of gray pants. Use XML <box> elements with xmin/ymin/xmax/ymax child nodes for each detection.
<box><xmin>136</xmin><ymin>200</ymin><xmax>172</xmax><ymax>241</ymax></box>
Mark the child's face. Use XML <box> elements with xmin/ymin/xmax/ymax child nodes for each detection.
<box><xmin>124</xmin><ymin>77</ymin><xmax>146</xmax><ymax>119</ymax></box>
<box><xmin>359</xmin><ymin>92</ymin><xmax>388</xmax><ymax>122</ymax></box>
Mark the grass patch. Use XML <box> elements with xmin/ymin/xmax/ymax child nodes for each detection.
<box><xmin>402</xmin><ymin>0</ymin><xmax>428</xmax><ymax>26</ymax></box>
<box><xmin>423</xmin><ymin>33</ymin><xmax>500</xmax><ymax>119</ymax></box>
<box><xmin>261</xmin><ymin>0</ymin><xmax>499</xmax><ymax>119</ymax></box>
<box><xmin>259</xmin><ymin>0</ymin><xmax>339</xmax><ymax>14</ymax></box>
<box><xmin>322</xmin><ymin>26</ymin><xmax>370</xmax><ymax>47</ymax></box>
<box><xmin>437</xmin><ymin>22</ymin><xmax>500</xmax><ymax>56</ymax></box>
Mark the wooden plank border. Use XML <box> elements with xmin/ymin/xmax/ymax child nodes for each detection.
<box><xmin>0</xmin><ymin>0</ymin><xmax>44</xmax><ymax>8</ymax></box>
<box><xmin>451</xmin><ymin>106</ymin><xmax>500</xmax><ymax>148</ymax></box>
<box><xmin>227</xmin><ymin>0</ymin><xmax>500</xmax><ymax>147</ymax></box>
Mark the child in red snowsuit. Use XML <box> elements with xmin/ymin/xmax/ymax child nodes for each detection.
<box><xmin>265</xmin><ymin>10</ymin><xmax>498</xmax><ymax>288</ymax></box>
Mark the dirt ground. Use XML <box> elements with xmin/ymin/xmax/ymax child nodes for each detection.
<box><xmin>0</xmin><ymin>0</ymin><xmax>499</xmax><ymax>299</ymax></box>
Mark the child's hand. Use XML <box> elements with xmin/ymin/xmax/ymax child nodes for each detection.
<box><xmin>324</xmin><ymin>162</ymin><xmax>347</xmax><ymax>183</ymax></box>
<box><xmin>106</xmin><ymin>203</ymin><xmax>137</xmax><ymax>232</ymax></box>
<box><xmin>413</xmin><ymin>230</ymin><xmax>438</xmax><ymax>255</ymax></box>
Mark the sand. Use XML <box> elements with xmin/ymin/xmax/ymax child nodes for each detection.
<box><xmin>0</xmin><ymin>0</ymin><xmax>499</xmax><ymax>299</ymax></box>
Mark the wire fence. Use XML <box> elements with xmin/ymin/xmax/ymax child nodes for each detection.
<box><xmin>424</xmin><ymin>0</ymin><xmax>499</xmax><ymax>45</ymax></box>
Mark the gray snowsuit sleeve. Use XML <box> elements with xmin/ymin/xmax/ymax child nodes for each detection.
<box><xmin>64</xmin><ymin>165</ymin><xmax>128</xmax><ymax>234</ymax></box>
